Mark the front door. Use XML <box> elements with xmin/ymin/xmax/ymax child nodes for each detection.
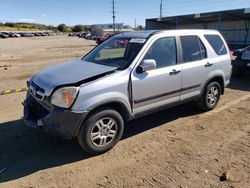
<box><xmin>131</xmin><ymin>37</ymin><xmax>182</xmax><ymax>114</ymax></box>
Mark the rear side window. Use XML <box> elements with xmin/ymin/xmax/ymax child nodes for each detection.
<box><xmin>204</xmin><ymin>35</ymin><xmax>227</xmax><ymax>55</ymax></box>
<box><xmin>180</xmin><ymin>36</ymin><xmax>207</xmax><ymax>62</ymax></box>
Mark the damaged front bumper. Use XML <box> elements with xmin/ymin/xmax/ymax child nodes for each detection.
<box><xmin>23</xmin><ymin>92</ymin><xmax>88</xmax><ymax>139</ymax></box>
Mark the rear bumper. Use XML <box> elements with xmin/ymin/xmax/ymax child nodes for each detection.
<box><xmin>23</xmin><ymin>92</ymin><xmax>88</xmax><ymax>139</ymax></box>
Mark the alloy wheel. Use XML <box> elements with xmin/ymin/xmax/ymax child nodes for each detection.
<box><xmin>207</xmin><ymin>86</ymin><xmax>219</xmax><ymax>106</ymax></box>
<box><xmin>90</xmin><ymin>118</ymin><xmax>118</xmax><ymax>147</ymax></box>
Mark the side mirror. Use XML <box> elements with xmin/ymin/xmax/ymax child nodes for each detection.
<box><xmin>137</xmin><ymin>59</ymin><xmax>156</xmax><ymax>73</ymax></box>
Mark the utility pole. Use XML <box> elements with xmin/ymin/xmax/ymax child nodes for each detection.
<box><xmin>112</xmin><ymin>0</ymin><xmax>115</xmax><ymax>32</ymax></box>
<box><xmin>134</xmin><ymin>18</ymin><xmax>137</xmax><ymax>29</ymax></box>
<box><xmin>160</xmin><ymin>0</ymin><xmax>163</xmax><ymax>18</ymax></box>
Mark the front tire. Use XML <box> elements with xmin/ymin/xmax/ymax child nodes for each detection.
<box><xmin>77</xmin><ymin>108</ymin><xmax>124</xmax><ymax>155</ymax></box>
<box><xmin>197</xmin><ymin>82</ymin><xmax>221</xmax><ymax>111</ymax></box>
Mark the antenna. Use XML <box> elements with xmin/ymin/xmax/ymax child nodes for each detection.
<box><xmin>112</xmin><ymin>0</ymin><xmax>115</xmax><ymax>32</ymax></box>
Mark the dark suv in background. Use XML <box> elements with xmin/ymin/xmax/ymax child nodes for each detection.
<box><xmin>232</xmin><ymin>45</ymin><xmax>250</xmax><ymax>77</ymax></box>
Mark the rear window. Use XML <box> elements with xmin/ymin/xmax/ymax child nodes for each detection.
<box><xmin>204</xmin><ymin>34</ymin><xmax>227</xmax><ymax>55</ymax></box>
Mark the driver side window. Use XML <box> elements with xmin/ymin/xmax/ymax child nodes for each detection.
<box><xmin>143</xmin><ymin>37</ymin><xmax>177</xmax><ymax>69</ymax></box>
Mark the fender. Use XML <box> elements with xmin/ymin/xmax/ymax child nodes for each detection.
<box><xmin>200</xmin><ymin>70</ymin><xmax>225</xmax><ymax>97</ymax></box>
<box><xmin>72</xmin><ymin>92</ymin><xmax>133</xmax><ymax>117</ymax></box>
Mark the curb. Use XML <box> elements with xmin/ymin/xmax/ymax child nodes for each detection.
<box><xmin>0</xmin><ymin>65</ymin><xmax>12</xmax><ymax>68</ymax></box>
<box><xmin>0</xmin><ymin>87</ymin><xmax>28</xmax><ymax>95</ymax></box>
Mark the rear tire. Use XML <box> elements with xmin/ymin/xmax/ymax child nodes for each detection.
<box><xmin>77</xmin><ymin>108</ymin><xmax>124</xmax><ymax>155</ymax></box>
<box><xmin>197</xmin><ymin>82</ymin><xmax>221</xmax><ymax>111</ymax></box>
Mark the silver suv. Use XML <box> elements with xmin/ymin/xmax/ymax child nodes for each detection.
<box><xmin>24</xmin><ymin>30</ymin><xmax>232</xmax><ymax>155</ymax></box>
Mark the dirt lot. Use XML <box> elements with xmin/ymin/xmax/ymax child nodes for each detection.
<box><xmin>0</xmin><ymin>35</ymin><xmax>249</xmax><ymax>188</ymax></box>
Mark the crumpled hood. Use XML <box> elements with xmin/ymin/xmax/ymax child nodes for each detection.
<box><xmin>32</xmin><ymin>60</ymin><xmax>116</xmax><ymax>96</ymax></box>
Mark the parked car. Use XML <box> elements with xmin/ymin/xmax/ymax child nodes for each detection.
<box><xmin>1</xmin><ymin>32</ymin><xmax>12</xmax><ymax>37</ymax></box>
<box><xmin>75</xmin><ymin>32</ymin><xmax>82</xmax><ymax>37</ymax></box>
<box><xmin>69</xmin><ymin>32</ymin><xmax>81</xmax><ymax>37</ymax></box>
<box><xmin>0</xmin><ymin>32</ymin><xmax>9</xmax><ymax>38</ymax></box>
<box><xmin>27</xmin><ymin>33</ymin><xmax>35</xmax><ymax>37</ymax></box>
<box><xmin>91</xmin><ymin>35</ymin><xmax>97</xmax><ymax>40</ymax></box>
<box><xmin>84</xmin><ymin>32</ymin><xmax>92</xmax><ymax>40</ymax></box>
<box><xmin>32</xmin><ymin>32</ymin><xmax>40</xmax><ymax>37</ymax></box>
<box><xmin>41</xmin><ymin>32</ymin><xmax>47</xmax><ymax>36</ymax></box>
<box><xmin>24</xmin><ymin>32</ymin><xmax>33</xmax><ymax>37</ymax></box>
<box><xmin>19</xmin><ymin>32</ymin><xmax>27</xmax><ymax>37</ymax></box>
<box><xmin>13</xmin><ymin>33</ymin><xmax>21</xmax><ymax>37</ymax></box>
<box><xmin>96</xmin><ymin>33</ymin><xmax>116</xmax><ymax>45</ymax></box>
<box><xmin>232</xmin><ymin>45</ymin><xmax>250</xmax><ymax>76</ymax></box>
<box><xmin>49</xmin><ymin>32</ymin><xmax>56</xmax><ymax>36</ymax></box>
<box><xmin>0</xmin><ymin>31</ymin><xmax>58</xmax><ymax>38</ymax></box>
<box><xmin>18</xmin><ymin>32</ymin><xmax>26</xmax><ymax>37</ymax></box>
<box><xmin>68</xmin><ymin>32</ymin><xmax>75</xmax><ymax>36</ymax></box>
<box><xmin>7</xmin><ymin>32</ymin><xmax>16</xmax><ymax>37</ymax></box>
<box><xmin>79</xmin><ymin>32</ymin><xmax>87</xmax><ymax>38</ymax></box>
<box><xmin>23</xmin><ymin>30</ymin><xmax>232</xmax><ymax>155</ymax></box>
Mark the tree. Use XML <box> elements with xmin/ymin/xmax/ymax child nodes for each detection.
<box><xmin>135</xmin><ymin>25</ymin><xmax>144</xmax><ymax>30</ymax></box>
<box><xmin>84</xmin><ymin>25</ymin><xmax>91</xmax><ymax>32</ymax></box>
<box><xmin>72</xmin><ymin>25</ymin><xmax>84</xmax><ymax>32</ymax></box>
<box><xmin>5</xmin><ymin>22</ymin><xmax>16</xmax><ymax>27</ymax></box>
<box><xmin>57</xmin><ymin>23</ymin><xmax>67</xmax><ymax>32</ymax></box>
<box><xmin>123</xmin><ymin>25</ymin><xmax>132</xmax><ymax>29</ymax></box>
<box><xmin>47</xmin><ymin>25</ymin><xmax>57</xmax><ymax>31</ymax></box>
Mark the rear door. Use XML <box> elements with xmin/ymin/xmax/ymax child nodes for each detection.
<box><xmin>204</xmin><ymin>34</ymin><xmax>232</xmax><ymax>86</ymax></box>
<box><xmin>179</xmin><ymin>35</ymin><xmax>213</xmax><ymax>101</ymax></box>
<box><xmin>131</xmin><ymin>36</ymin><xmax>182</xmax><ymax>114</ymax></box>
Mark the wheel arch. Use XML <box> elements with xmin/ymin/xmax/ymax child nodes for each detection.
<box><xmin>75</xmin><ymin>100</ymin><xmax>132</xmax><ymax>137</ymax></box>
<box><xmin>202</xmin><ymin>75</ymin><xmax>225</xmax><ymax>96</ymax></box>
<box><xmin>87</xmin><ymin>101</ymin><xmax>133</xmax><ymax>121</ymax></box>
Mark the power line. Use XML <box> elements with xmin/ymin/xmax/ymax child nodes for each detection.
<box><xmin>160</xmin><ymin>0</ymin><xmax>163</xmax><ymax>18</ymax></box>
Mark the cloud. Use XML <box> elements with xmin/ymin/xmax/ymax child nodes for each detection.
<box><xmin>41</xmin><ymin>14</ymin><xmax>47</xmax><ymax>17</ymax></box>
<box><xmin>18</xmin><ymin>18</ymin><xmax>36</xmax><ymax>22</ymax></box>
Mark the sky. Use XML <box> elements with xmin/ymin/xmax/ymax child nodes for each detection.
<box><xmin>1</xmin><ymin>0</ymin><xmax>250</xmax><ymax>26</ymax></box>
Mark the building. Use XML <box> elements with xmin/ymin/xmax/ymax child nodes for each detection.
<box><xmin>91</xmin><ymin>23</ymin><xmax>124</xmax><ymax>36</ymax></box>
<box><xmin>146</xmin><ymin>8</ymin><xmax>250</xmax><ymax>48</ymax></box>
<box><xmin>91</xmin><ymin>23</ymin><xmax>124</xmax><ymax>30</ymax></box>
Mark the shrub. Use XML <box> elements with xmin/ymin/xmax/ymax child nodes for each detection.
<box><xmin>72</xmin><ymin>25</ymin><xmax>85</xmax><ymax>32</ymax></box>
<box><xmin>57</xmin><ymin>23</ymin><xmax>67</xmax><ymax>32</ymax></box>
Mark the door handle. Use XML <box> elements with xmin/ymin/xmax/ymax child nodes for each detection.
<box><xmin>169</xmin><ymin>69</ymin><xmax>181</xmax><ymax>75</ymax></box>
<box><xmin>205</xmin><ymin>62</ymin><xmax>213</xmax><ymax>67</ymax></box>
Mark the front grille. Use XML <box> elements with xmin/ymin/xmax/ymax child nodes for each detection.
<box><xmin>29</xmin><ymin>81</ymin><xmax>45</xmax><ymax>100</ymax></box>
<box><xmin>32</xmin><ymin>81</ymin><xmax>45</xmax><ymax>92</ymax></box>
<box><xmin>26</xmin><ymin>95</ymin><xmax>49</xmax><ymax>121</ymax></box>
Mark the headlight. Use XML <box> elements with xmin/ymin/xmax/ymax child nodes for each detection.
<box><xmin>50</xmin><ymin>87</ymin><xmax>79</xmax><ymax>108</ymax></box>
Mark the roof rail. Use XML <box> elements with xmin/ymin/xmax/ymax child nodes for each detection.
<box><xmin>146</xmin><ymin>30</ymin><xmax>167</xmax><ymax>39</ymax></box>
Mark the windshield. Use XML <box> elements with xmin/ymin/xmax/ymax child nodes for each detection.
<box><xmin>83</xmin><ymin>37</ymin><xmax>145</xmax><ymax>70</ymax></box>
